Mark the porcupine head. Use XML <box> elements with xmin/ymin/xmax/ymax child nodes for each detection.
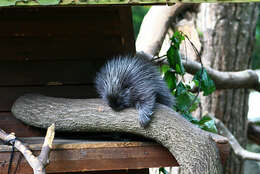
<box><xmin>105</xmin><ymin>87</ymin><xmax>133</xmax><ymax>111</ymax></box>
<box><xmin>95</xmin><ymin>71</ymin><xmax>134</xmax><ymax>112</ymax></box>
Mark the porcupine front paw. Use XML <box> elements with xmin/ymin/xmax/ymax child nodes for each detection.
<box><xmin>138</xmin><ymin>108</ymin><xmax>153</xmax><ymax>127</ymax></box>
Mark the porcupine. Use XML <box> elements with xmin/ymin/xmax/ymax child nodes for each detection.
<box><xmin>95</xmin><ymin>55</ymin><xmax>175</xmax><ymax>127</ymax></box>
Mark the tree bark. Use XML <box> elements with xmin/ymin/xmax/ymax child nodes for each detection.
<box><xmin>136</xmin><ymin>4</ymin><xmax>193</xmax><ymax>56</ymax></box>
<box><xmin>195</xmin><ymin>3</ymin><xmax>258</xmax><ymax>174</ymax></box>
<box><xmin>11</xmin><ymin>94</ymin><xmax>222</xmax><ymax>174</ymax></box>
<box><xmin>181</xmin><ymin>59</ymin><xmax>260</xmax><ymax>91</ymax></box>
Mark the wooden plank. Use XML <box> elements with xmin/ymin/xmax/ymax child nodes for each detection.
<box><xmin>0</xmin><ymin>20</ymin><xmax>119</xmax><ymax>36</ymax></box>
<box><xmin>0</xmin><ymin>139</ymin><xmax>177</xmax><ymax>174</ymax></box>
<box><xmin>0</xmin><ymin>7</ymin><xmax>120</xmax><ymax>37</ymax></box>
<box><xmin>0</xmin><ymin>60</ymin><xmax>105</xmax><ymax>86</ymax></box>
<box><xmin>0</xmin><ymin>112</ymin><xmax>44</xmax><ymax>137</ymax></box>
<box><xmin>50</xmin><ymin>169</ymin><xmax>149</xmax><ymax>174</ymax></box>
<box><xmin>0</xmin><ymin>7</ymin><xmax>134</xmax><ymax>61</ymax></box>
<box><xmin>0</xmin><ymin>86</ymin><xmax>98</xmax><ymax>111</ymax></box>
<box><xmin>0</xmin><ymin>7</ymin><xmax>119</xmax><ymax>20</ymax></box>
<box><xmin>118</xmin><ymin>7</ymin><xmax>136</xmax><ymax>54</ymax></box>
<box><xmin>0</xmin><ymin>36</ymin><xmax>123</xmax><ymax>60</ymax></box>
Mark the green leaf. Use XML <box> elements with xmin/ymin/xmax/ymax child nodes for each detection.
<box><xmin>60</xmin><ymin>0</ymin><xmax>74</xmax><ymax>4</ymax></box>
<box><xmin>176</xmin><ymin>92</ymin><xmax>199</xmax><ymax>113</ymax></box>
<box><xmin>171</xmin><ymin>31</ymin><xmax>185</xmax><ymax>47</ymax></box>
<box><xmin>37</xmin><ymin>0</ymin><xmax>60</xmax><ymax>5</ymax></box>
<box><xmin>182</xmin><ymin>113</ymin><xmax>199</xmax><ymax>123</ymax></box>
<box><xmin>164</xmin><ymin>70</ymin><xmax>176</xmax><ymax>91</ymax></box>
<box><xmin>166</xmin><ymin>31</ymin><xmax>186</xmax><ymax>75</ymax></box>
<box><xmin>175</xmin><ymin>51</ymin><xmax>185</xmax><ymax>75</ymax></box>
<box><xmin>0</xmin><ymin>0</ymin><xmax>19</xmax><ymax>6</ymax></box>
<box><xmin>166</xmin><ymin>46</ymin><xmax>175</xmax><ymax>68</ymax></box>
<box><xmin>198</xmin><ymin>116</ymin><xmax>212</xmax><ymax>124</ymax></box>
<box><xmin>160</xmin><ymin>64</ymin><xmax>170</xmax><ymax>76</ymax></box>
<box><xmin>175</xmin><ymin>82</ymin><xmax>187</xmax><ymax>96</ymax></box>
<box><xmin>166</xmin><ymin>45</ymin><xmax>185</xmax><ymax>75</ymax></box>
<box><xmin>175</xmin><ymin>82</ymin><xmax>199</xmax><ymax>113</ymax></box>
<box><xmin>193</xmin><ymin>68</ymin><xmax>216</xmax><ymax>96</ymax></box>
<box><xmin>16</xmin><ymin>0</ymin><xmax>40</xmax><ymax>5</ymax></box>
<box><xmin>197</xmin><ymin>116</ymin><xmax>218</xmax><ymax>133</ymax></box>
<box><xmin>159</xmin><ymin>167</ymin><xmax>169</xmax><ymax>174</ymax></box>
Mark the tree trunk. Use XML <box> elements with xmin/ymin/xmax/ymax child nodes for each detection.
<box><xmin>195</xmin><ymin>3</ymin><xmax>258</xmax><ymax>174</ymax></box>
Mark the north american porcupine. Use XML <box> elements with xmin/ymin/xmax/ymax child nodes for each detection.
<box><xmin>95</xmin><ymin>55</ymin><xmax>175</xmax><ymax>127</ymax></box>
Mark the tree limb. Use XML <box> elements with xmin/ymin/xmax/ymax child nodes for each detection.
<box><xmin>212</xmin><ymin>115</ymin><xmax>260</xmax><ymax>161</ymax></box>
<box><xmin>181</xmin><ymin>59</ymin><xmax>260</xmax><ymax>92</ymax></box>
<box><xmin>0</xmin><ymin>124</ymin><xmax>55</xmax><ymax>174</ymax></box>
<box><xmin>138</xmin><ymin>51</ymin><xmax>260</xmax><ymax>92</ymax></box>
<box><xmin>11</xmin><ymin>94</ymin><xmax>222</xmax><ymax>174</ymax></box>
<box><xmin>136</xmin><ymin>3</ymin><xmax>194</xmax><ymax>56</ymax></box>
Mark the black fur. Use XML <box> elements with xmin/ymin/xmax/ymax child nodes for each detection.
<box><xmin>95</xmin><ymin>55</ymin><xmax>175</xmax><ymax>127</ymax></box>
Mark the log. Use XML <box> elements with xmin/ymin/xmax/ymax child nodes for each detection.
<box><xmin>11</xmin><ymin>94</ymin><xmax>222</xmax><ymax>174</ymax></box>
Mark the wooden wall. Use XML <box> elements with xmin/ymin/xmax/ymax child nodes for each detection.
<box><xmin>0</xmin><ymin>6</ymin><xmax>135</xmax><ymax>137</ymax></box>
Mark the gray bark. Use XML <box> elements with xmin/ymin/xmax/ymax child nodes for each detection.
<box><xmin>195</xmin><ymin>3</ymin><xmax>258</xmax><ymax>174</ymax></box>
<box><xmin>181</xmin><ymin>59</ymin><xmax>260</xmax><ymax>91</ymax></box>
<box><xmin>11</xmin><ymin>94</ymin><xmax>222</xmax><ymax>174</ymax></box>
<box><xmin>136</xmin><ymin>4</ymin><xmax>193</xmax><ymax>56</ymax></box>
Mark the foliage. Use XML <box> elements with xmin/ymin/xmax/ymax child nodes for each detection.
<box><xmin>252</xmin><ymin>4</ymin><xmax>260</xmax><ymax>70</ymax></box>
<box><xmin>193</xmin><ymin>68</ymin><xmax>216</xmax><ymax>96</ymax></box>
<box><xmin>0</xmin><ymin>0</ymin><xmax>165</xmax><ymax>6</ymax></box>
<box><xmin>159</xmin><ymin>167</ymin><xmax>169</xmax><ymax>174</ymax></box>
<box><xmin>160</xmin><ymin>31</ymin><xmax>218</xmax><ymax>134</ymax></box>
<box><xmin>167</xmin><ymin>32</ymin><xmax>186</xmax><ymax>75</ymax></box>
<box><xmin>131</xmin><ymin>6</ymin><xmax>150</xmax><ymax>39</ymax></box>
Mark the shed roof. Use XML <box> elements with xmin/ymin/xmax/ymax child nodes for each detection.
<box><xmin>1</xmin><ymin>0</ymin><xmax>259</xmax><ymax>7</ymax></box>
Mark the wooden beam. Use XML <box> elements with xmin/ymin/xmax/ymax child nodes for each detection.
<box><xmin>0</xmin><ymin>138</ymin><xmax>177</xmax><ymax>174</ymax></box>
<box><xmin>1</xmin><ymin>0</ymin><xmax>260</xmax><ymax>7</ymax></box>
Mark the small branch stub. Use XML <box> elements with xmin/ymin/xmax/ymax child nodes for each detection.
<box><xmin>211</xmin><ymin>115</ymin><xmax>260</xmax><ymax>161</ymax></box>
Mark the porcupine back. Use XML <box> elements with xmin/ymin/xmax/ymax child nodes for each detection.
<box><xmin>95</xmin><ymin>55</ymin><xmax>175</xmax><ymax>126</ymax></box>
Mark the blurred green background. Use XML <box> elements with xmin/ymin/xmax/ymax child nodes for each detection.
<box><xmin>252</xmin><ymin>4</ymin><xmax>260</xmax><ymax>69</ymax></box>
<box><xmin>131</xmin><ymin>6</ymin><xmax>150</xmax><ymax>39</ymax></box>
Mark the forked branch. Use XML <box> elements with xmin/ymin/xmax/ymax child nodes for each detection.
<box><xmin>0</xmin><ymin>124</ymin><xmax>55</xmax><ymax>174</ymax></box>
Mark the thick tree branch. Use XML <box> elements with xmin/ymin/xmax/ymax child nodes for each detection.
<box><xmin>181</xmin><ymin>59</ymin><xmax>260</xmax><ymax>91</ymax></box>
<box><xmin>136</xmin><ymin>4</ymin><xmax>194</xmax><ymax>56</ymax></box>
<box><xmin>0</xmin><ymin>124</ymin><xmax>55</xmax><ymax>174</ymax></box>
<box><xmin>11</xmin><ymin>94</ymin><xmax>222</xmax><ymax>174</ymax></box>
<box><xmin>212</xmin><ymin>116</ymin><xmax>260</xmax><ymax>161</ymax></box>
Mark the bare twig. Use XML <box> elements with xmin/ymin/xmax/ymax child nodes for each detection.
<box><xmin>210</xmin><ymin>115</ymin><xmax>260</xmax><ymax>161</ymax></box>
<box><xmin>0</xmin><ymin>124</ymin><xmax>55</xmax><ymax>174</ymax></box>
